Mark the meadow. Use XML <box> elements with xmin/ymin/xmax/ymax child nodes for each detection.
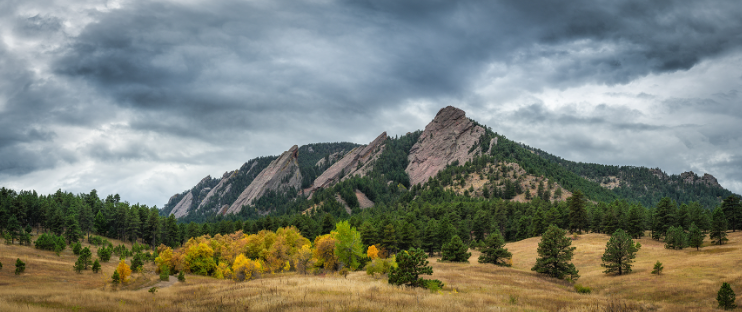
<box><xmin>1</xmin><ymin>231</ymin><xmax>740</xmax><ymax>311</ymax></box>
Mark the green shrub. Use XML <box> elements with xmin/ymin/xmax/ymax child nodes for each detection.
<box><xmin>574</xmin><ymin>284</ymin><xmax>592</xmax><ymax>294</ymax></box>
<box><xmin>15</xmin><ymin>258</ymin><xmax>25</xmax><ymax>275</ymax></box>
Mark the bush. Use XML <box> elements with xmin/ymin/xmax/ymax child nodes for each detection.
<box><xmin>131</xmin><ymin>253</ymin><xmax>144</xmax><ymax>272</ymax></box>
<box><xmin>651</xmin><ymin>261</ymin><xmax>663</xmax><ymax>275</ymax></box>
<box><xmin>92</xmin><ymin>259</ymin><xmax>101</xmax><ymax>273</ymax></box>
<box><xmin>34</xmin><ymin>233</ymin><xmax>66</xmax><ymax>252</ymax></box>
<box><xmin>88</xmin><ymin>236</ymin><xmax>104</xmax><ymax>246</ymax></box>
<box><xmin>425</xmin><ymin>279</ymin><xmax>444</xmax><ymax>291</ymax></box>
<box><xmin>15</xmin><ymin>258</ymin><xmax>25</xmax><ymax>275</ymax></box>
<box><xmin>98</xmin><ymin>246</ymin><xmax>112</xmax><ymax>262</ymax></box>
<box><xmin>160</xmin><ymin>265</ymin><xmax>170</xmax><ymax>281</ymax></box>
<box><xmin>365</xmin><ymin>257</ymin><xmax>397</xmax><ymax>278</ymax></box>
<box><xmin>177</xmin><ymin>271</ymin><xmax>185</xmax><ymax>282</ymax></box>
<box><xmin>72</xmin><ymin>242</ymin><xmax>82</xmax><ymax>255</ymax></box>
<box><xmin>111</xmin><ymin>270</ymin><xmax>120</xmax><ymax>284</ymax></box>
<box><xmin>718</xmin><ymin>282</ymin><xmax>737</xmax><ymax>310</ymax></box>
<box><xmin>574</xmin><ymin>284</ymin><xmax>592</xmax><ymax>294</ymax></box>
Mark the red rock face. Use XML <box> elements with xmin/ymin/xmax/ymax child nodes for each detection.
<box><xmin>309</xmin><ymin>132</ymin><xmax>388</xmax><ymax>193</ymax></box>
<box><xmin>406</xmin><ymin>106</ymin><xmax>485</xmax><ymax>185</ymax></box>
<box><xmin>226</xmin><ymin>145</ymin><xmax>302</xmax><ymax>214</ymax></box>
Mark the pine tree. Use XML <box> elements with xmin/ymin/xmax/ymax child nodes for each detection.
<box><xmin>64</xmin><ymin>215</ymin><xmax>82</xmax><ymax>244</ymax></box>
<box><xmin>478</xmin><ymin>229</ymin><xmax>512</xmax><ymax>266</ymax></box>
<box><xmin>718</xmin><ymin>282</ymin><xmax>737</xmax><ymax>310</ymax></box>
<box><xmin>651</xmin><ymin>261</ymin><xmax>663</xmax><ymax>275</ymax></box>
<box><xmin>6</xmin><ymin>214</ymin><xmax>20</xmax><ymax>244</ymax></box>
<box><xmin>665</xmin><ymin>226</ymin><xmax>688</xmax><ymax>249</ymax></box>
<box><xmin>92</xmin><ymin>259</ymin><xmax>101</xmax><ymax>273</ymax></box>
<box><xmin>532</xmin><ymin>225</ymin><xmax>579</xmax><ymax>280</ymax></box>
<box><xmin>721</xmin><ymin>195</ymin><xmax>742</xmax><ymax>232</ymax></box>
<box><xmin>421</xmin><ymin>219</ymin><xmax>440</xmax><ymax>256</ymax></box>
<box><xmin>15</xmin><ymin>258</ymin><xmax>25</xmax><ymax>275</ymax></box>
<box><xmin>601</xmin><ymin>229</ymin><xmax>641</xmax><ymax>275</ymax></box>
<box><xmin>710</xmin><ymin>207</ymin><xmax>729</xmax><ymax>245</ymax></box>
<box><xmin>688</xmin><ymin>223</ymin><xmax>705</xmax><ymax>250</ymax></box>
<box><xmin>111</xmin><ymin>270</ymin><xmax>120</xmax><ymax>283</ymax></box>
<box><xmin>626</xmin><ymin>205</ymin><xmax>645</xmax><ymax>238</ymax></box>
<box><xmin>388</xmin><ymin>247</ymin><xmax>437</xmax><ymax>288</ymax></box>
<box><xmin>653</xmin><ymin>197</ymin><xmax>676</xmax><ymax>240</ymax></box>
<box><xmin>568</xmin><ymin>190</ymin><xmax>589</xmax><ymax>234</ymax></box>
<box><xmin>441</xmin><ymin>235</ymin><xmax>471</xmax><ymax>262</ymax></box>
<box><xmin>178</xmin><ymin>270</ymin><xmax>185</xmax><ymax>282</ymax></box>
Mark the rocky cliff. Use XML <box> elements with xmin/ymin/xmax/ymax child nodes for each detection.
<box><xmin>308</xmin><ymin>132</ymin><xmax>388</xmax><ymax>193</ymax></box>
<box><xmin>168</xmin><ymin>175</ymin><xmax>216</xmax><ymax>218</ymax></box>
<box><xmin>225</xmin><ymin>145</ymin><xmax>302</xmax><ymax>214</ymax></box>
<box><xmin>406</xmin><ymin>106</ymin><xmax>485</xmax><ymax>185</ymax></box>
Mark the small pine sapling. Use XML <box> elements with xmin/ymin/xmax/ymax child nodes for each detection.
<box><xmin>92</xmin><ymin>259</ymin><xmax>101</xmax><ymax>273</ymax></box>
<box><xmin>177</xmin><ymin>271</ymin><xmax>185</xmax><ymax>282</ymax></box>
<box><xmin>159</xmin><ymin>265</ymin><xmax>170</xmax><ymax>281</ymax></box>
<box><xmin>718</xmin><ymin>282</ymin><xmax>737</xmax><ymax>310</ymax></box>
<box><xmin>15</xmin><ymin>258</ymin><xmax>25</xmax><ymax>275</ymax></box>
<box><xmin>111</xmin><ymin>270</ymin><xmax>120</xmax><ymax>284</ymax></box>
<box><xmin>651</xmin><ymin>261</ymin><xmax>663</xmax><ymax>275</ymax></box>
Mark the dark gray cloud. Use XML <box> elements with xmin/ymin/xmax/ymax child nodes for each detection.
<box><xmin>0</xmin><ymin>0</ymin><xmax>741</xmax><ymax>205</ymax></box>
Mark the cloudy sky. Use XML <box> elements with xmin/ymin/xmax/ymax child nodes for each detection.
<box><xmin>2</xmin><ymin>0</ymin><xmax>741</xmax><ymax>207</ymax></box>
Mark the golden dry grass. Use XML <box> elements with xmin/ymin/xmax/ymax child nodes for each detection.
<box><xmin>2</xmin><ymin>231</ymin><xmax>742</xmax><ymax>311</ymax></box>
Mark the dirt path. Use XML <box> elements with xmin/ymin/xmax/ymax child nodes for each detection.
<box><xmin>141</xmin><ymin>275</ymin><xmax>177</xmax><ymax>291</ymax></box>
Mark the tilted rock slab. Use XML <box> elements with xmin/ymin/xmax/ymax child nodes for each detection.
<box><xmin>169</xmin><ymin>175</ymin><xmax>212</xmax><ymax>218</ymax></box>
<box><xmin>226</xmin><ymin>145</ymin><xmax>302</xmax><ymax>214</ymax></box>
<box><xmin>406</xmin><ymin>106</ymin><xmax>485</xmax><ymax>186</ymax></box>
<box><xmin>309</xmin><ymin>132</ymin><xmax>387</xmax><ymax>193</ymax></box>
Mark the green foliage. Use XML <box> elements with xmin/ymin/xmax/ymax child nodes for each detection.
<box><xmin>92</xmin><ymin>259</ymin><xmax>101</xmax><ymax>273</ymax></box>
<box><xmin>160</xmin><ymin>265</ymin><xmax>170</xmax><ymax>281</ymax></box>
<box><xmin>532</xmin><ymin>225</ymin><xmax>579</xmax><ymax>280</ymax></box>
<box><xmin>15</xmin><ymin>258</ymin><xmax>25</xmax><ymax>275</ymax></box>
<box><xmin>388</xmin><ymin>248</ymin><xmax>437</xmax><ymax>288</ymax></box>
<box><xmin>34</xmin><ymin>233</ymin><xmax>66</xmax><ymax>252</ymax></box>
<box><xmin>441</xmin><ymin>235</ymin><xmax>471</xmax><ymax>262</ymax></box>
<box><xmin>98</xmin><ymin>246</ymin><xmax>112</xmax><ymax>262</ymax></box>
<box><xmin>601</xmin><ymin>229</ymin><xmax>641</xmax><ymax>275</ymax></box>
<box><xmin>664</xmin><ymin>226</ymin><xmax>687</xmax><ymax>250</ymax></box>
<box><xmin>688</xmin><ymin>223</ymin><xmax>705</xmax><ymax>250</ymax></box>
<box><xmin>365</xmin><ymin>257</ymin><xmax>396</xmax><ymax>277</ymax></box>
<box><xmin>651</xmin><ymin>261</ymin><xmax>663</xmax><ymax>275</ymax></box>
<box><xmin>478</xmin><ymin>229</ymin><xmax>512</xmax><ymax>266</ymax></box>
<box><xmin>568</xmin><ymin>190</ymin><xmax>589</xmax><ymax>234</ymax></box>
<box><xmin>718</xmin><ymin>282</ymin><xmax>737</xmax><ymax>310</ymax></box>
<box><xmin>178</xmin><ymin>270</ymin><xmax>185</xmax><ymax>282</ymax></box>
<box><xmin>72</xmin><ymin>242</ymin><xmax>82</xmax><ymax>255</ymax></box>
<box><xmin>333</xmin><ymin>221</ymin><xmax>364</xmax><ymax>270</ymax></box>
<box><xmin>574</xmin><ymin>284</ymin><xmax>592</xmax><ymax>294</ymax></box>
<box><xmin>131</xmin><ymin>253</ymin><xmax>144</xmax><ymax>272</ymax></box>
<box><xmin>185</xmin><ymin>243</ymin><xmax>216</xmax><ymax>276</ymax></box>
<box><xmin>149</xmin><ymin>287</ymin><xmax>158</xmax><ymax>295</ymax></box>
<box><xmin>710</xmin><ymin>207</ymin><xmax>729</xmax><ymax>245</ymax></box>
<box><xmin>111</xmin><ymin>270</ymin><xmax>120</xmax><ymax>284</ymax></box>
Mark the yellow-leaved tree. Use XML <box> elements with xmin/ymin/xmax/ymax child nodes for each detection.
<box><xmin>115</xmin><ymin>259</ymin><xmax>132</xmax><ymax>283</ymax></box>
<box><xmin>154</xmin><ymin>246</ymin><xmax>174</xmax><ymax>273</ymax></box>
<box><xmin>293</xmin><ymin>244</ymin><xmax>313</xmax><ymax>274</ymax></box>
<box><xmin>367</xmin><ymin>245</ymin><xmax>379</xmax><ymax>260</ymax></box>
<box><xmin>184</xmin><ymin>242</ymin><xmax>216</xmax><ymax>276</ymax></box>
<box><xmin>313</xmin><ymin>234</ymin><xmax>338</xmax><ymax>270</ymax></box>
<box><xmin>232</xmin><ymin>254</ymin><xmax>263</xmax><ymax>282</ymax></box>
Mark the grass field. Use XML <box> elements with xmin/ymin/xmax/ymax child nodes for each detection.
<box><xmin>1</xmin><ymin>231</ymin><xmax>741</xmax><ymax>311</ymax></box>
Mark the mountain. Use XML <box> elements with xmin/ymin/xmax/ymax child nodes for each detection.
<box><xmin>162</xmin><ymin>106</ymin><xmax>736</xmax><ymax>220</ymax></box>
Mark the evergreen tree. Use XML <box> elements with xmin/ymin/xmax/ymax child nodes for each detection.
<box><xmin>79</xmin><ymin>202</ymin><xmax>94</xmax><ymax>240</ymax></box>
<box><xmin>64</xmin><ymin>215</ymin><xmax>81</xmax><ymax>244</ymax></box>
<box><xmin>6</xmin><ymin>214</ymin><xmax>20</xmax><ymax>244</ymax></box>
<box><xmin>388</xmin><ymin>247</ymin><xmax>437</xmax><ymax>288</ymax></box>
<box><xmin>478</xmin><ymin>229</ymin><xmax>511</xmax><ymax>266</ymax></box>
<box><xmin>441</xmin><ymin>235</ymin><xmax>471</xmax><ymax>262</ymax></box>
<box><xmin>79</xmin><ymin>247</ymin><xmax>92</xmax><ymax>269</ymax></box>
<box><xmin>710</xmin><ymin>207</ymin><xmax>729</xmax><ymax>245</ymax></box>
<box><xmin>601</xmin><ymin>229</ymin><xmax>641</xmax><ymax>275</ymax></box>
<box><xmin>651</xmin><ymin>261</ymin><xmax>663</xmax><ymax>275</ymax></box>
<box><xmin>664</xmin><ymin>226</ymin><xmax>687</xmax><ymax>250</ymax></box>
<box><xmin>718</xmin><ymin>282</ymin><xmax>737</xmax><ymax>310</ymax></box>
<box><xmin>688</xmin><ymin>223</ymin><xmax>705</xmax><ymax>250</ymax></box>
<box><xmin>15</xmin><ymin>258</ymin><xmax>25</xmax><ymax>275</ymax></box>
<box><xmin>531</xmin><ymin>206</ymin><xmax>548</xmax><ymax>237</ymax></box>
<box><xmin>602</xmin><ymin>205</ymin><xmax>618</xmax><ymax>235</ymax></box>
<box><xmin>421</xmin><ymin>219</ymin><xmax>440</xmax><ymax>256</ymax></box>
<box><xmin>626</xmin><ymin>205</ymin><xmax>645</xmax><ymax>238</ymax></box>
<box><xmin>92</xmin><ymin>259</ymin><xmax>101</xmax><ymax>273</ymax></box>
<box><xmin>568</xmin><ymin>190</ymin><xmax>589</xmax><ymax>234</ymax></box>
<box><xmin>359</xmin><ymin>221</ymin><xmax>378</xmax><ymax>247</ymax></box>
<box><xmin>381</xmin><ymin>224</ymin><xmax>398</xmax><ymax>254</ymax></box>
<box><xmin>653</xmin><ymin>197</ymin><xmax>676</xmax><ymax>240</ymax></box>
<box><xmin>532</xmin><ymin>225</ymin><xmax>579</xmax><ymax>280</ymax></box>
<box><xmin>721</xmin><ymin>195</ymin><xmax>742</xmax><ymax>232</ymax></box>
<box><xmin>590</xmin><ymin>204</ymin><xmax>604</xmax><ymax>233</ymax></box>
<box><xmin>178</xmin><ymin>270</ymin><xmax>185</xmax><ymax>282</ymax></box>
<box><xmin>112</xmin><ymin>270</ymin><xmax>120</xmax><ymax>284</ymax></box>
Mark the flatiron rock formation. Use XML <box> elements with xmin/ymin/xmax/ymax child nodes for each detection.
<box><xmin>406</xmin><ymin>106</ymin><xmax>485</xmax><ymax>185</ymax></box>
<box><xmin>226</xmin><ymin>145</ymin><xmax>302</xmax><ymax>214</ymax></box>
<box><xmin>309</xmin><ymin>132</ymin><xmax>387</xmax><ymax>193</ymax></box>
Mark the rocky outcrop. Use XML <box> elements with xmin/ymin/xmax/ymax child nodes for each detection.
<box><xmin>650</xmin><ymin>168</ymin><xmax>669</xmax><ymax>180</ymax></box>
<box><xmin>679</xmin><ymin>171</ymin><xmax>721</xmax><ymax>188</ymax></box>
<box><xmin>309</xmin><ymin>132</ymin><xmax>388</xmax><ymax>192</ymax></box>
<box><xmin>406</xmin><ymin>106</ymin><xmax>485</xmax><ymax>185</ymax></box>
<box><xmin>170</xmin><ymin>191</ymin><xmax>193</xmax><ymax>218</ymax></box>
<box><xmin>225</xmin><ymin>145</ymin><xmax>302</xmax><ymax>214</ymax></box>
<box><xmin>197</xmin><ymin>170</ymin><xmax>236</xmax><ymax>211</ymax></box>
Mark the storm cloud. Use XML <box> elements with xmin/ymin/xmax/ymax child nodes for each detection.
<box><xmin>1</xmin><ymin>0</ymin><xmax>741</xmax><ymax>206</ymax></box>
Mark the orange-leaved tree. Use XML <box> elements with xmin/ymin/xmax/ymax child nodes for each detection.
<box><xmin>367</xmin><ymin>245</ymin><xmax>379</xmax><ymax>260</ymax></box>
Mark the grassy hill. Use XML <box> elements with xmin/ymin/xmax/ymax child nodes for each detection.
<box><xmin>2</xmin><ymin>229</ymin><xmax>740</xmax><ymax>311</ymax></box>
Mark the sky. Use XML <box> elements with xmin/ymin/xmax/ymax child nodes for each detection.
<box><xmin>1</xmin><ymin>0</ymin><xmax>741</xmax><ymax>207</ymax></box>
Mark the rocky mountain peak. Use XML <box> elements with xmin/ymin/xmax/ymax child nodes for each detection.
<box><xmin>225</xmin><ymin>145</ymin><xmax>302</xmax><ymax>215</ymax></box>
<box><xmin>308</xmin><ymin>132</ymin><xmax>387</xmax><ymax>193</ymax></box>
<box><xmin>405</xmin><ymin>106</ymin><xmax>485</xmax><ymax>185</ymax></box>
